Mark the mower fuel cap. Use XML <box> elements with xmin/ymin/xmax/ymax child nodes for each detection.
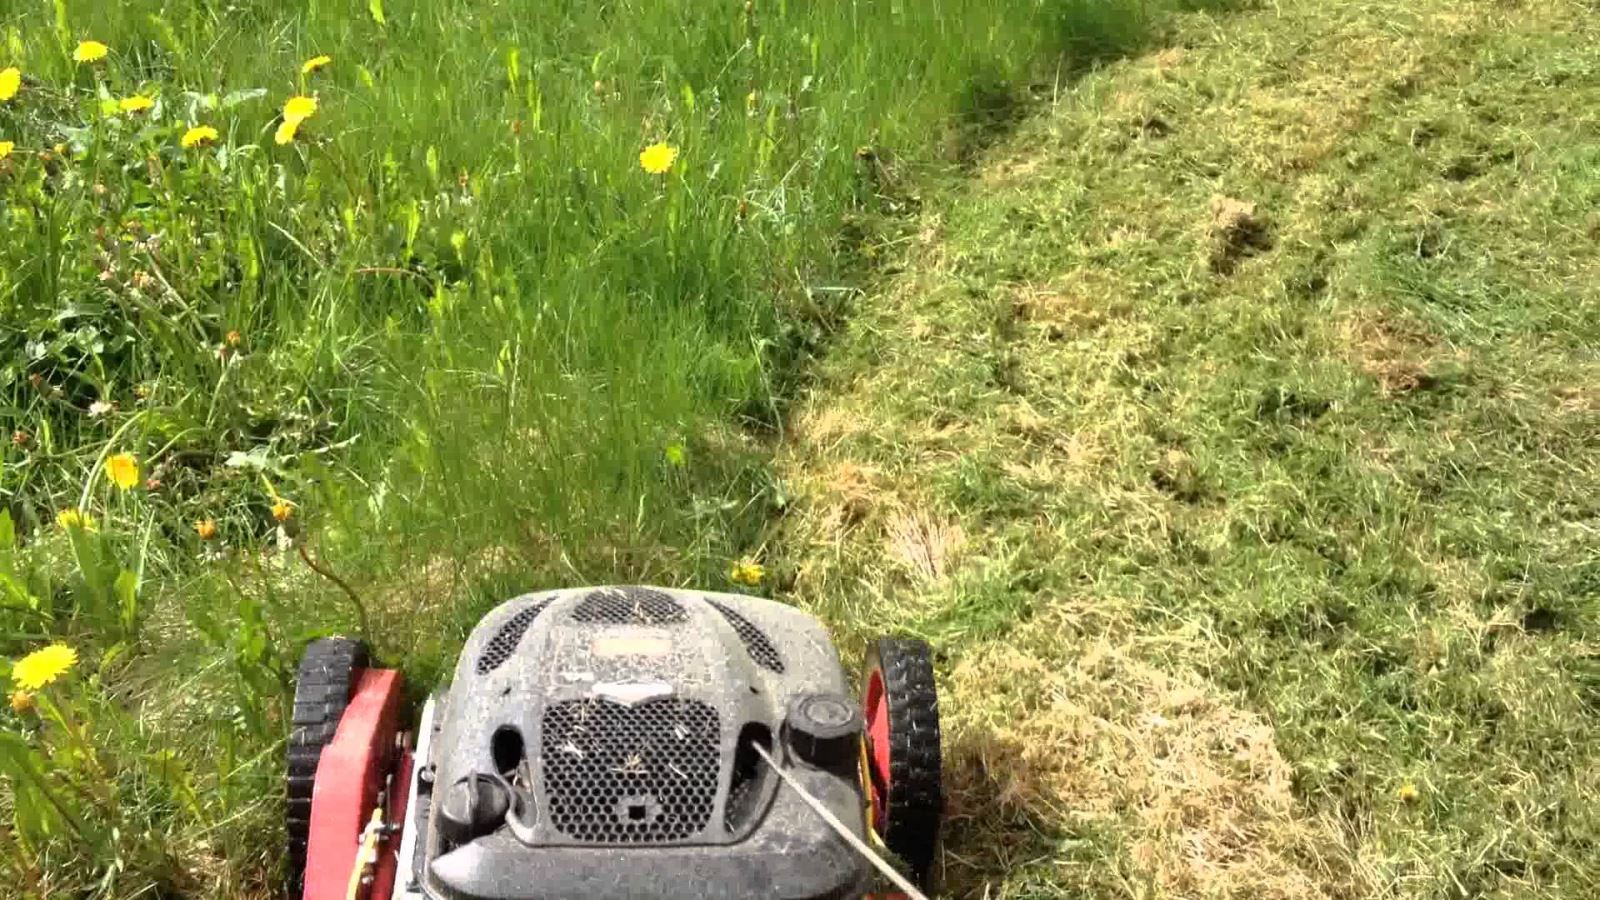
<box><xmin>438</xmin><ymin>773</ymin><xmax>512</xmax><ymax>847</ymax></box>
<box><xmin>786</xmin><ymin>692</ymin><xmax>863</xmax><ymax>767</ymax></box>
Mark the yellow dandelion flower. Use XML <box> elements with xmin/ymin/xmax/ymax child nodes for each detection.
<box><xmin>12</xmin><ymin>644</ymin><xmax>77</xmax><ymax>691</ymax></box>
<box><xmin>119</xmin><ymin>95</ymin><xmax>154</xmax><ymax>114</ymax></box>
<box><xmin>1397</xmin><ymin>783</ymin><xmax>1420</xmax><ymax>804</ymax></box>
<box><xmin>0</xmin><ymin>140</ymin><xmax>13</xmax><ymax>160</ymax></box>
<box><xmin>0</xmin><ymin>67</ymin><xmax>20</xmax><ymax>103</ymax></box>
<box><xmin>639</xmin><ymin>142</ymin><xmax>678</xmax><ymax>175</ymax></box>
<box><xmin>181</xmin><ymin>125</ymin><xmax>219</xmax><ymax>149</ymax></box>
<box><xmin>195</xmin><ymin>519</ymin><xmax>218</xmax><ymax>540</ymax></box>
<box><xmin>664</xmin><ymin>443</ymin><xmax>686</xmax><ymax>467</ymax></box>
<box><xmin>274</xmin><ymin>117</ymin><xmax>301</xmax><ymax>145</ymax></box>
<box><xmin>56</xmin><ymin>508</ymin><xmax>99</xmax><ymax>532</ymax></box>
<box><xmin>73</xmin><ymin>41</ymin><xmax>109</xmax><ymax>64</ymax></box>
<box><xmin>271</xmin><ymin>497</ymin><xmax>295</xmax><ymax>522</ymax></box>
<box><xmin>301</xmin><ymin>55</ymin><xmax>333</xmax><ymax>76</ymax></box>
<box><xmin>105</xmin><ymin>453</ymin><xmax>140</xmax><ymax>490</ymax></box>
<box><xmin>9</xmin><ymin>690</ymin><xmax>33</xmax><ymax>714</ymax></box>
<box><xmin>729</xmin><ymin>559</ymin><xmax>765</xmax><ymax>587</ymax></box>
<box><xmin>282</xmin><ymin>95</ymin><xmax>318</xmax><ymax>123</ymax></box>
<box><xmin>225</xmin><ymin>329</ymin><xmax>243</xmax><ymax>347</ymax></box>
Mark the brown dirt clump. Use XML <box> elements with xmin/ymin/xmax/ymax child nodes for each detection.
<box><xmin>1209</xmin><ymin>195</ymin><xmax>1274</xmax><ymax>274</ymax></box>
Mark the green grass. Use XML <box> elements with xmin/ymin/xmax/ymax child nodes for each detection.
<box><xmin>0</xmin><ymin>0</ymin><xmax>1172</xmax><ymax>896</ymax></box>
<box><xmin>773</xmin><ymin>0</ymin><xmax>1600</xmax><ymax>896</ymax></box>
<box><xmin>5</xmin><ymin>0</ymin><xmax>1596</xmax><ymax>897</ymax></box>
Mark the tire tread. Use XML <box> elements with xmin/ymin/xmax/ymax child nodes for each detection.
<box><xmin>284</xmin><ymin>637</ymin><xmax>368</xmax><ymax>898</ymax></box>
<box><xmin>865</xmin><ymin>637</ymin><xmax>943</xmax><ymax>888</ymax></box>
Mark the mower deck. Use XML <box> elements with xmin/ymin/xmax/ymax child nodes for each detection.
<box><xmin>288</xmin><ymin>587</ymin><xmax>942</xmax><ymax>900</ymax></box>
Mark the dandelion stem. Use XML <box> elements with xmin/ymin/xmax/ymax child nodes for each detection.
<box><xmin>297</xmin><ymin>542</ymin><xmax>371</xmax><ymax>637</ymax></box>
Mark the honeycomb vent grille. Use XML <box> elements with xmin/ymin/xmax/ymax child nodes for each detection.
<box><xmin>705</xmin><ymin>599</ymin><xmax>785</xmax><ymax>673</ymax></box>
<box><xmin>540</xmin><ymin>698</ymin><xmax>720</xmax><ymax>844</ymax></box>
<box><xmin>571</xmin><ymin>587</ymin><xmax>687</xmax><ymax>625</ymax></box>
<box><xmin>475</xmin><ymin>600</ymin><xmax>553</xmax><ymax>675</ymax></box>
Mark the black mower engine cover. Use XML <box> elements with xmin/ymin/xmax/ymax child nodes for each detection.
<box><xmin>411</xmin><ymin>586</ymin><xmax>873</xmax><ymax>900</ymax></box>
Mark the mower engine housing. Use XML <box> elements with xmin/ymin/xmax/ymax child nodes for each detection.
<box><xmin>403</xmin><ymin>586</ymin><xmax>872</xmax><ymax>900</ymax></box>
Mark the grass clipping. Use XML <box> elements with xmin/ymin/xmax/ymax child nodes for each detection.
<box><xmin>942</xmin><ymin>615</ymin><xmax>1349</xmax><ymax>897</ymax></box>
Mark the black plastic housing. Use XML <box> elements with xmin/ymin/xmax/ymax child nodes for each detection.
<box><xmin>409</xmin><ymin>587</ymin><xmax>872</xmax><ymax>900</ymax></box>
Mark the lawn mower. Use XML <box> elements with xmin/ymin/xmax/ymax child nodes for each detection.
<box><xmin>286</xmin><ymin>585</ymin><xmax>943</xmax><ymax>899</ymax></box>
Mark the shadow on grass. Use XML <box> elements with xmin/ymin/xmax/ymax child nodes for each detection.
<box><xmin>945</xmin><ymin>0</ymin><xmax>1244</xmax><ymax>165</ymax></box>
<box><xmin>940</xmin><ymin>729</ymin><xmax>1117</xmax><ymax>898</ymax></box>
<box><xmin>758</xmin><ymin>0</ymin><xmax>1231</xmax><ymax>429</ymax></box>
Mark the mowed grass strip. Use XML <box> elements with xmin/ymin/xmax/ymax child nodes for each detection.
<box><xmin>775</xmin><ymin>0</ymin><xmax>1600</xmax><ymax>896</ymax></box>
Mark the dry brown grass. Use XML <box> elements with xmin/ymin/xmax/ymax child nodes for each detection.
<box><xmin>887</xmin><ymin>509</ymin><xmax>966</xmax><ymax>584</ymax></box>
<box><xmin>1338</xmin><ymin>308</ymin><xmax>1448</xmax><ymax>397</ymax></box>
<box><xmin>942</xmin><ymin>612</ymin><xmax>1364</xmax><ymax>898</ymax></box>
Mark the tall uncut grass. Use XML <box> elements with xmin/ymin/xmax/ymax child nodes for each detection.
<box><xmin>0</xmin><ymin>0</ymin><xmax>1153</xmax><ymax>894</ymax></box>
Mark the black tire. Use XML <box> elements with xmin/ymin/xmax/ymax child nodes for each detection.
<box><xmin>285</xmin><ymin>637</ymin><xmax>369</xmax><ymax>898</ymax></box>
<box><xmin>862</xmin><ymin>637</ymin><xmax>942</xmax><ymax>888</ymax></box>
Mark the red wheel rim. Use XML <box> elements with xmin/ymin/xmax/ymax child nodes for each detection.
<box><xmin>864</xmin><ymin>668</ymin><xmax>891</xmax><ymax>833</ymax></box>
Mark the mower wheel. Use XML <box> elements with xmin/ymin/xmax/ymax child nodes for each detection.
<box><xmin>861</xmin><ymin>637</ymin><xmax>942</xmax><ymax>888</ymax></box>
<box><xmin>285</xmin><ymin>637</ymin><xmax>369</xmax><ymax>898</ymax></box>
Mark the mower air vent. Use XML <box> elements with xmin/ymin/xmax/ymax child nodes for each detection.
<box><xmin>475</xmin><ymin>600</ymin><xmax>553</xmax><ymax>675</ymax></box>
<box><xmin>705</xmin><ymin>599</ymin><xmax>785</xmax><ymax>673</ymax></box>
<box><xmin>540</xmin><ymin>698</ymin><xmax>720</xmax><ymax>844</ymax></box>
<box><xmin>571</xmin><ymin>587</ymin><xmax>687</xmax><ymax>626</ymax></box>
<box><xmin>724</xmin><ymin>723</ymin><xmax>772</xmax><ymax>832</ymax></box>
